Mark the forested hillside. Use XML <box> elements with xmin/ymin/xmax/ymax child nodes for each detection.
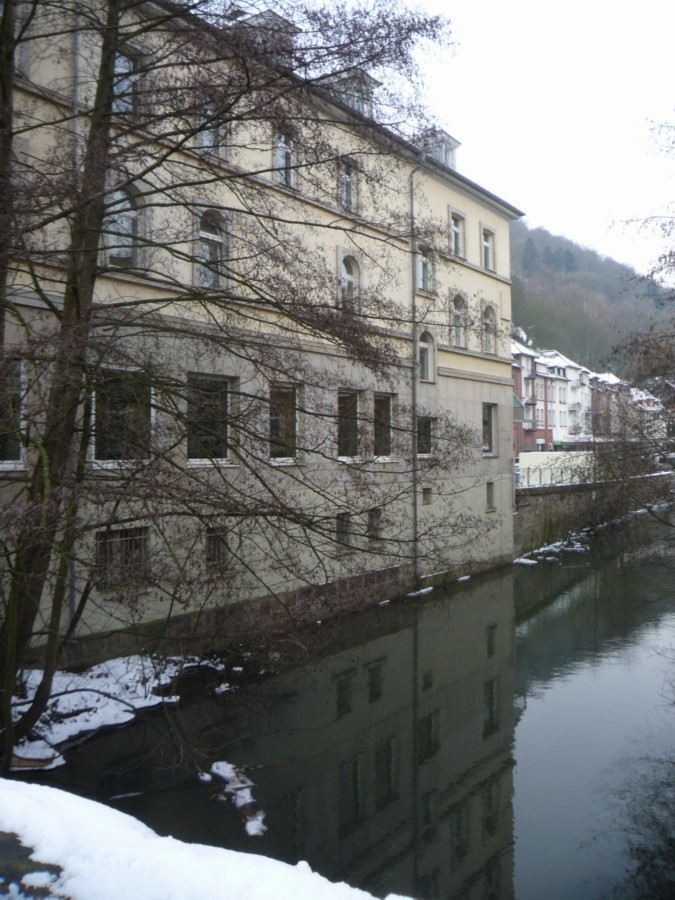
<box><xmin>509</xmin><ymin>220</ymin><xmax>667</xmax><ymax>372</ymax></box>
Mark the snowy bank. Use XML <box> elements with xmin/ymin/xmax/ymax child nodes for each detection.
<box><xmin>0</xmin><ymin>780</ymin><xmax>410</xmax><ymax>900</ymax></box>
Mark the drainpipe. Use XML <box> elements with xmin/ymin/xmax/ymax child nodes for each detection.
<box><xmin>409</xmin><ymin>153</ymin><xmax>425</xmax><ymax>584</ymax></box>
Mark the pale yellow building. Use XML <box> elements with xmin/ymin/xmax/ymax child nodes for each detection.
<box><xmin>0</xmin><ymin>3</ymin><xmax>523</xmax><ymax>650</ymax></box>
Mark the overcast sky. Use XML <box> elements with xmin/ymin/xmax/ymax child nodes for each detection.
<box><xmin>417</xmin><ymin>0</ymin><xmax>675</xmax><ymax>277</ymax></box>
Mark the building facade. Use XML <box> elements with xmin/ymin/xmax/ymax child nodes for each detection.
<box><xmin>0</xmin><ymin>2</ymin><xmax>523</xmax><ymax>648</ymax></box>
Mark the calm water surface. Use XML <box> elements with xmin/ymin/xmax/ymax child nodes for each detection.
<box><xmin>55</xmin><ymin>516</ymin><xmax>675</xmax><ymax>899</ymax></box>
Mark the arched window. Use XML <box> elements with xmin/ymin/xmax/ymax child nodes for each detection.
<box><xmin>483</xmin><ymin>306</ymin><xmax>497</xmax><ymax>355</ymax></box>
<box><xmin>196</xmin><ymin>212</ymin><xmax>224</xmax><ymax>289</ymax></box>
<box><xmin>106</xmin><ymin>188</ymin><xmax>138</xmax><ymax>268</ymax></box>
<box><xmin>451</xmin><ymin>295</ymin><xmax>466</xmax><ymax>348</ymax></box>
<box><xmin>418</xmin><ymin>331</ymin><xmax>434</xmax><ymax>381</ymax></box>
<box><xmin>339</xmin><ymin>256</ymin><xmax>359</xmax><ymax>310</ymax></box>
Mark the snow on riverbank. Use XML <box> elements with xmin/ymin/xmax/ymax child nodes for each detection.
<box><xmin>0</xmin><ymin>780</ymin><xmax>409</xmax><ymax>900</ymax></box>
<box><xmin>10</xmin><ymin>655</ymin><xmax>224</xmax><ymax>770</ymax></box>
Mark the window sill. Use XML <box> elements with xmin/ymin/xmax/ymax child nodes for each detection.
<box><xmin>187</xmin><ymin>458</ymin><xmax>237</xmax><ymax>468</ymax></box>
<box><xmin>269</xmin><ymin>456</ymin><xmax>299</xmax><ymax>466</ymax></box>
<box><xmin>373</xmin><ymin>456</ymin><xmax>398</xmax><ymax>464</ymax></box>
<box><xmin>0</xmin><ymin>460</ymin><xmax>25</xmax><ymax>470</ymax></box>
<box><xmin>337</xmin><ymin>455</ymin><xmax>362</xmax><ymax>463</ymax></box>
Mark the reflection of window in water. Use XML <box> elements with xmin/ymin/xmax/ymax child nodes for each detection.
<box><xmin>450</xmin><ymin>800</ymin><xmax>471</xmax><ymax>867</ymax></box>
<box><xmin>420</xmin><ymin>789</ymin><xmax>438</xmax><ymax>842</ymax></box>
<box><xmin>417</xmin><ymin>710</ymin><xmax>440</xmax><ymax>762</ymax></box>
<box><xmin>481</xmin><ymin>778</ymin><xmax>500</xmax><ymax>837</ymax></box>
<box><xmin>484</xmin><ymin>853</ymin><xmax>501</xmax><ymax>900</ymax></box>
<box><xmin>486</xmin><ymin>624</ymin><xmax>497</xmax><ymax>658</ymax></box>
<box><xmin>335</xmin><ymin>670</ymin><xmax>354</xmax><ymax>718</ymax></box>
<box><xmin>366</xmin><ymin>660</ymin><xmax>384</xmax><ymax>702</ymax></box>
<box><xmin>374</xmin><ymin>736</ymin><xmax>399</xmax><ymax>810</ymax></box>
<box><xmin>483</xmin><ymin>677</ymin><xmax>500</xmax><ymax>738</ymax></box>
<box><xmin>416</xmin><ymin>868</ymin><xmax>439</xmax><ymax>899</ymax></box>
<box><xmin>338</xmin><ymin>754</ymin><xmax>363</xmax><ymax>834</ymax></box>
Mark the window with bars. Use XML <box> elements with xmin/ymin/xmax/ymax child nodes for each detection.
<box><xmin>417</xmin><ymin>416</ymin><xmax>433</xmax><ymax>456</ymax></box>
<box><xmin>95</xmin><ymin>526</ymin><xmax>149</xmax><ymax>586</ymax></box>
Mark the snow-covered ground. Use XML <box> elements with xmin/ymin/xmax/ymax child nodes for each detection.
<box><xmin>10</xmin><ymin>655</ymin><xmax>225</xmax><ymax>770</ymax></box>
<box><xmin>0</xmin><ymin>779</ymin><xmax>410</xmax><ymax>900</ymax></box>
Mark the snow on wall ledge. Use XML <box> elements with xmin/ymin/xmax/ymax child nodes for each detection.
<box><xmin>0</xmin><ymin>780</ymin><xmax>410</xmax><ymax>900</ymax></box>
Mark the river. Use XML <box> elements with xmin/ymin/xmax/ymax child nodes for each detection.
<box><xmin>52</xmin><ymin>514</ymin><xmax>675</xmax><ymax>899</ymax></box>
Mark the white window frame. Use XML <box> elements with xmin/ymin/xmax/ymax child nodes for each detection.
<box><xmin>418</xmin><ymin>331</ymin><xmax>435</xmax><ymax>382</ymax></box>
<box><xmin>416</xmin><ymin>246</ymin><xmax>433</xmax><ymax>293</ymax></box>
<box><xmin>338</xmin><ymin>158</ymin><xmax>358</xmax><ymax>213</ymax></box>
<box><xmin>105</xmin><ymin>187</ymin><xmax>140</xmax><ymax>269</ymax></box>
<box><xmin>482</xmin><ymin>403</ymin><xmax>498</xmax><ymax>456</ymax></box>
<box><xmin>195</xmin><ymin>210</ymin><xmax>226</xmax><ymax>289</ymax></box>
<box><xmin>274</xmin><ymin>132</ymin><xmax>296</xmax><ymax>188</ymax></box>
<box><xmin>481</xmin><ymin>227</ymin><xmax>495</xmax><ymax>271</ymax></box>
<box><xmin>112</xmin><ymin>52</ymin><xmax>138</xmax><ymax>116</ymax></box>
<box><xmin>449</xmin><ymin>211</ymin><xmax>465</xmax><ymax>258</ymax></box>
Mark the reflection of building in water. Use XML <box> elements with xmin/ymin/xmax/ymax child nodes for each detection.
<box><xmin>220</xmin><ymin>572</ymin><xmax>515</xmax><ymax>900</ymax></box>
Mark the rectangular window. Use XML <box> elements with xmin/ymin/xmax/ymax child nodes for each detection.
<box><xmin>367</xmin><ymin>507</ymin><xmax>382</xmax><ymax>542</ymax></box>
<box><xmin>269</xmin><ymin>386</ymin><xmax>296</xmax><ymax>459</ymax></box>
<box><xmin>486</xmin><ymin>481</ymin><xmax>495</xmax><ymax>510</ymax></box>
<box><xmin>205</xmin><ymin>527</ymin><xmax>230</xmax><ymax>571</ymax></box>
<box><xmin>187</xmin><ymin>375</ymin><xmax>229</xmax><ymax>460</ymax></box>
<box><xmin>450</xmin><ymin>213</ymin><xmax>464</xmax><ymax>257</ymax></box>
<box><xmin>336</xmin><ymin>511</ymin><xmax>352</xmax><ymax>548</ymax></box>
<box><xmin>274</xmin><ymin>133</ymin><xmax>294</xmax><ymax>187</ymax></box>
<box><xmin>338</xmin><ymin>159</ymin><xmax>357</xmax><ymax>212</ymax></box>
<box><xmin>417</xmin><ymin>416</ymin><xmax>433</xmax><ymax>456</ymax></box>
<box><xmin>0</xmin><ymin>359</ymin><xmax>22</xmax><ymax>465</ymax></box>
<box><xmin>482</xmin><ymin>228</ymin><xmax>495</xmax><ymax>270</ymax></box>
<box><xmin>422</xmin><ymin>486</ymin><xmax>433</xmax><ymax>505</ymax></box>
<box><xmin>420</xmin><ymin>790</ymin><xmax>439</xmax><ymax>842</ymax></box>
<box><xmin>416</xmin><ymin>247</ymin><xmax>433</xmax><ymax>292</ymax></box>
<box><xmin>337</xmin><ymin>390</ymin><xmax>358</xmax><ymax>457</ymax></box>
<box><xmin>482</xmin><ymin>403</ymin><xmax>496</xmax><ymax>455</ymax></box>
<box><xmin>96</xmin><ymin>526</ymin><xmax>149</xmax><ymax>586</ymax></box>
<box><xmin>374</xmin><ymin>736</ymin><xmax>399</xmax><ymax>810</ymax></box>
<box><xmin>95</xmin><ymin>370</ymin><xmax>151</xmax><ymax>461</ymax></box>
<box><xmin>112</xmin><ymin>53</ymin><xmax>137</xmax><ymax>116</ymax></box>
<box><xmin>373</xmin><ymin>394</ymin><xmax>392</xmax><ymax>457</ymax></box>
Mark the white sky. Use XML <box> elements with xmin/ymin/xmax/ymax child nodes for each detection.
<box><xmin>417</xmin><ymin>0</ymin><xmax>675</xmax><ymax>276</ymax></box>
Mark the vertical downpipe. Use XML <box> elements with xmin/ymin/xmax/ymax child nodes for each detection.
<box><xmin>409</xmin><ymin>156</ymin><xmax>425</xmax><ymax>585</ymax></box>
